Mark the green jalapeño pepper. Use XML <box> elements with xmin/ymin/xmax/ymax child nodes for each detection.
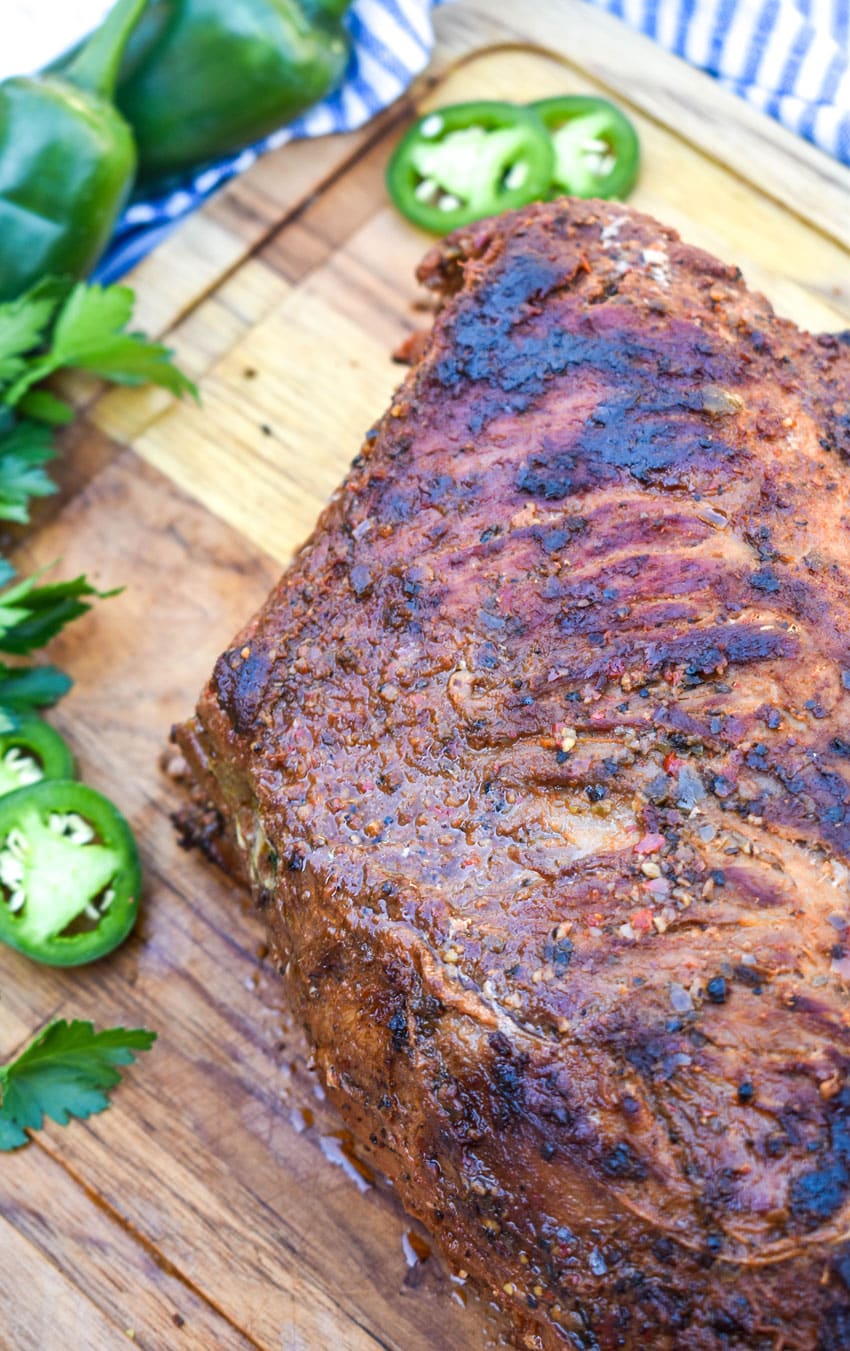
<box><xmin>0</xmin><ymin>715</ymin><xmax>75</xmax><ymax>797</ymax></box>
<box><xmin>531</xmin><ymin>96</ymin><xmax>640</xmax><ymax>200</ymax></box>
<box><xmin>0</xmin><ymin>780</ymin><xmax>141</xmax><ymax>966</ymax></box>
<box><xmin>387</xmin><ymin>101</ymin><xmax>555</xmax><ymax>234</ymax></box>
<box><xmin>0</xmin><ymin>0</ymin><xmax>149</xmax><ymax>302</ymax></box>
<box><xmin>114</xmin><ymin>0</ymin><xmax>353</xmax><ymax>183</ymax></box>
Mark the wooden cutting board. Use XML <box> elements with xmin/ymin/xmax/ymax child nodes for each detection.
<box><xmin>2</xmin><ymin>3</ymin><xmax>849</xmax><ymax>1348</ymax></box>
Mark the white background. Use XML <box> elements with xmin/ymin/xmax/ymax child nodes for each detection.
<box><xmin>2</xmin><ymin>1</ymin><xmax>112</xmax><ymax>78</ymax></box>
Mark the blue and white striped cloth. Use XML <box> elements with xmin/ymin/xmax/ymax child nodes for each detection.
<box><xmin>4</xmin><ymin>0</ymin><xmax>849</xmax><ymax>280</ymax></box>
<box><xmin>593</xmin><ymin>0</ymin><xmax>850</xmax><ymax>163</ymax></box>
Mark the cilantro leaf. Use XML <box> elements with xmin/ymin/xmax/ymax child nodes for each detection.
<box><xmin>0</xmin><ymin>1020</ymin><xmax>156</xmax><ymax>1150</ymax></box>
<box><xmin>0</xmin><ymin>420</ymin><xmax>58</xmax><ymax>523</ymax></box>
<box><xmin>4</xmin><ymin>283</ymin><xmax>197</xmax><ymax>405</ymax></box>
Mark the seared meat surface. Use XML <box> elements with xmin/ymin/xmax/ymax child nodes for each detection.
<box><xmin>176</xmin><ymin>200</ymin><xmax>850</xmax><ymax>1349</ymax></box>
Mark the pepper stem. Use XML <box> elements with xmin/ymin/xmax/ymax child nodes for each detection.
<box><xmin>63</xmin><ymin>0</ymin><xmax>149</xmax><ymax>100</ymax></box>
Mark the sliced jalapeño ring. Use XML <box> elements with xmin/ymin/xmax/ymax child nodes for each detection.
<box><xmin>387</xmin><ymin>100</ymin><xmax>555</xmax><ymax>233</ymax></box>
<box><xmin>0</xmin><ymin>780</ymin><xmax>141</xmax><ymax>966</ymax></box>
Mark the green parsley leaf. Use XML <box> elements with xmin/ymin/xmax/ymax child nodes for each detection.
<box><xmin>0</xmin><ymin>420</ymin><xmax>58</xmax><ymax>523</ymax></box>
<box><xmin>0</xmin><ymin>571</ymin><xmax>119</xmax><ymax>654</ymax></box>
<box><xmin>0</xmin><ymin>1020</ymin><xmax>156</xmax><ymax>1151</ymax></box>
<box><xmin>0</xmin><ymin>279</ymin><xmax>67</xmax><ymax>389</ymax></box>
<box><xmin>0</xmin><ymin>564</ymin><xmax>113</xmax><ymax>727</ymax></box>
<box><xmin>17</xmin><ymin>389</ymin><xmax>74</xmax><ymax>426</ymax></box>
<box><xmin>0</xmin><ymin>278</ymin><xmax>194</xmax><ymax>528</ymax></box>
<box><xmin>4</xmin><ymin>283</ymin><xmax>197</xmax><ymax>406</ymax></box>
<box><xmin>0</xmin><ymin>662</ymin><xmax>72</xmax><ymax>711</ymax></box>
<box><xmin>63</xmin><ymin>331</ymin><xmax>197</xmax><ymax>397</ymax></box>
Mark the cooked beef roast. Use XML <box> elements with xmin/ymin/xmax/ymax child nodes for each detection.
<box><xmin>175</xmin><ymin>200</ymin><xmax>850</xmax><ymax>1349</ymax></box>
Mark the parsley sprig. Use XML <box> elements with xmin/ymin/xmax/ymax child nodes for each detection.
<box><xmin>0</xmin><ymin>280</ymin><xmax>186</xmax><ymax>1128</ymax></box>
<box><xmin>0</xmin><ymin>1019</ymin><xmax>156</xmax><ymax>1151</ymax></box>
<box><xmin>0</xmin><ymin>563</ymin><xmax>118</xmax><ymax>731</ymax></box>
<box><xmin>0</xmin><ymin>561</ymin><xmax>116</xmax><ymax>653</ymax></box>
<box><xmin>0</xmin><ymin>277</ymin><xmax>195</xmax><ymax>730</ymax></box>
<box><xmin>0</xmin><ymin>277</ymin><xmax>195</xmax><ymax>526</ymax></box>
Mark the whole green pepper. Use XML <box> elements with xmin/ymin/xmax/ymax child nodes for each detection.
<box><xmin>0</xmin><ymin>0</ymin><xmax>148</xmax><ymax>302</ymax></box>
<box><xmin>115</xmin><ymin>0</ymin><xmax>353</xmax><ymax>184</ymax></box>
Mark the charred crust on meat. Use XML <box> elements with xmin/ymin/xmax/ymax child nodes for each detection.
<box><xmin>176</xmin><ymin>201</ymin><xmax>850</xmax><ymax>1350</ymax></box>
<box><xmin>213</xmin><ymin>644</ymin><xmax>274</xmax><ymax>734</ymax></box>
<box><xmin>788</xmin><ymin>1087</ymin><xmax>850</xmax><ymax>1228</ymax></box>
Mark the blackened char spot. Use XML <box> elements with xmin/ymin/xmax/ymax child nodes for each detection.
<box><xmin>577</xmin><ymin>623</ymin><xmax>795</xmax><ymax>690</ymax></box>
<box><xmin>433</xmin><ymin>248</ymin><xmax>654</xmax><ymax>427</ymax></box>
<box><xmin>518</xmin><ymin>446</ymin><xmax>583</xmax><ymax>501</ymax></box>
<box><xmin>819</xmin><ymin>1305</ymin><xmax>850</xmax><ymax>1351</ymax></box>
<box><xmin>602</xmin><ymin>1140</ymin><xmax>648</xmax><ymax>1180</ymax></box>
<box><xmin>789</xmin><ymin>1087</ymin><xmax>850</xmax><ymax>1228</ymax></box>
<box><xmin>432</xmin><ymin>228</ymin><xmax>757</xmax><ymax>446</ymax></box>
<box><xmin>517</xmin><ymin>400</ymin><xmax>736</xmax><ymax>499</ymax></box>
<box><xmin>580</xmin><ymin>401</ymin><xmax>733</xmax><ymax>487</ymax></box>
<box><xmin>644</xmin><ymin>625</ymin><xmax>796</xmax><ymax>674</ymax></box>
<box><xmin>709</xmin><ymin>1295</ymin><xmax>755</xmax><ymax>1338</ymax></box>
<box><xmin>544</xmin><ymin>934</ymin><xmax>575</xmax><ymax>972</ymax></box>
<box><xmin>749</xmin><ymin>761</ymin><xmax>850</xmax><ymax>857</ymax></box>
<box><xmin>388</xmin><ymin>1010</ymin><xmax>409</xmax><ymax>1052</ymax></box>
<box><xmin>530</xmin><ymin>518</ymin><xmax>588</xmax><ymax>554</ymax></box>
<box><xmin>750</xmin><ymin>568</ymin><xmax>781</xmax><ymax>593</ymax></box>
<box><xmin>632</xmin><ymin>1281</ymin><xmax>694</xmax><ymax>1334</ymax></box>
<box><xmin>213</xmin><ymin>646</ymin><xmax>274</xmax><ymax>734</ymax></box>
<box><xmin>488</xmin><ymin>1031</ymin><xmax>527</xmax><ymax>1128</ymax></box>
<box><xmin>477</xmin><ymin>252</ymin><xmax>566</xmax><ymax>316</ymax></box>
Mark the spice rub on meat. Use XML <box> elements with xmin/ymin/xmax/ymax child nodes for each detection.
<box><xmin>175</xmin><ymin>200</ymin><xmax>850</xmax><ymax>1349</ymax></box>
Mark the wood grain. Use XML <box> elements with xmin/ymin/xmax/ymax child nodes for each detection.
<box><xmin>0</xmin><ymin>1143</ymin><xmax>258</xmax><ymax>1350</ymax></box>
<box><xmin>0</xmin><ymin>1215</ymin><xmax>127</xmax><ymax>1351</ymax></box>
<box><xmin>1</xmin><ymin>3</ymin><xmax>848</xmax><ymax>1348</ymax></box>
<box><xmin>124</xmin><ymin>102</ymin><xmax>413</xmax><ymax>341</ymax></box>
